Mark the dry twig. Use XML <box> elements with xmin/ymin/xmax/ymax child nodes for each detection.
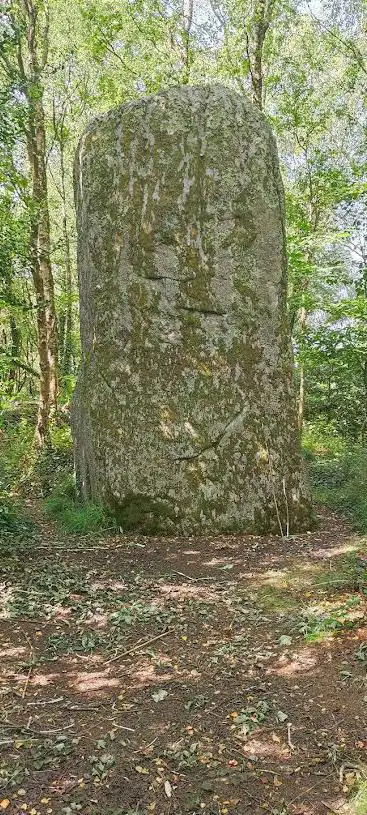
<box><xmin>105</xmin><ymin>629</ymin><xmax>170</xmax><ymax>665</ymax></box>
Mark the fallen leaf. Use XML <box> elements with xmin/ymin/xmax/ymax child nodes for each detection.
<box><xmin>277</xmin><ymin>710</ymin><xmax>288</xmax><ymax>722</ymax></box>
<box><xmin>273</xmin><ymin>777</ymin><xmax>282</xmax><ymax>787</ymax></box>
<box><xmin>152</xmin><ymin>689</ymin><xmax>168</xmax><ymax>703</ymax></box>
<box><xmin>279</xmin><ymin>635</ymin><xmax>292</xmax><ymax>646</ymax></box>
<box><xmin>164</xmin><ymin>780</ymin><xmax>172</xmax><ymax>798</ymax></box>
<box><xmin>135</xmin><ymin>765</ymin><xmax>149</xmax><ymax>774</ymax></box>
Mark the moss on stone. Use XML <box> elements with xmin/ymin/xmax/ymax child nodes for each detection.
<box><xmin>72</xmin><ymin>84</ymin><xmax>312</xmax><ymax>536</ymax></box>
<box><xmin>110</xmin><ymin>492</ymin><xmax>177</xmax><ymax>535</ymax></box>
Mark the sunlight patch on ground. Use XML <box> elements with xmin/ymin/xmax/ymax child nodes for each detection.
<box><xmin>125</xmin><ymin>659</ymin><xmax>178</xmax><ymax>688</ymax></box>
<box><xmin>30</xmin><ymin>671</ymin><xmax>59</xmax><ymax>687</ymax></box>
<box><xmin>311</xmin><ymin>541</ymin><xmax>361</xmax><ymax>559</ymax></box>
<box><xmin>202</xmin><ymin>556</ymin><xmax>242</xmax><ymax>567</ymax></box>
<box><xmin>267</xmin><ymin>648</ymin><xmax>318</xmax><ymax>676</ymax></box>
<box><xmin>157</xmin><ymin>582</ymin><xmax>219</xmax><ymax>601</ymax></box>
<box><xmin>83</xmin><ymin>611</ymin><xmax>109</xmax><ymax>628</ymax></box>
<box><xmin>71</xmin><ymin>668</ymin><xmax>121</xmax><ymax>694</ymax></box>
<box><xmin>0</xmin><ymin>644</ymin><xmax>27</xmax><ymax>658</ymax></box>
<box><xmin>90</xmin><ymin>579</ymin><xmax>127</xmax><ymax>592</ymax></box>
<box><xmin>255</xmin><ymin>568</ymin><xmax>291</xmax><ymax>587</ymax></box>
<box><xmin>240</xmin><ymin>737</ymin><xmax>291</xmax><ymax>760</ymax></box>
<box><xmin>303</xmin><ymin>597</ymin><xmax>365</xmax><ymax>620</ymax></box>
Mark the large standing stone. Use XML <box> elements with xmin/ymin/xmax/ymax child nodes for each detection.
<box><xmin>72</xmin><ymin>84</ymin><xmax>311</xmax><ymax>534</ymax></box>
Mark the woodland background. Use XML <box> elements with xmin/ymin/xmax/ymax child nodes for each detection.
<box><xmin>1</xmin><ymin>0</ymin><xmax>367</xmax><ymax>533</ymax></box>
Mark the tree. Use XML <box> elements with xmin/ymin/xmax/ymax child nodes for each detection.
<box><xmin>0</xmin><ymin>0</ymin><xmax>58</xmax><ymax>444</ymax></box>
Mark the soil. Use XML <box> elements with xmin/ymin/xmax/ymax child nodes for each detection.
<box><xmin>1</xmin><ymin>506</ymin><xmax>367</xmax><ymax>815</ymax></box>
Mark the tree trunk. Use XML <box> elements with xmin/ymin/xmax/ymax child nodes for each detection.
<box><xmin>59</xmin><ymin>139</ymin><xmax>73</xmax><ymax>377</ymax></box>
<box><xmin>298</xmin><ymin>303</ymin><xmax>307</xmax><ymax>430</ymax></box>
<box><xmin>182</xmin><ymin>0</ymin><xmax>194</xmax><ymax>84</ymax></box>
<box><xmin>28</xmin><ymin>218</ymin><xmax>51</xmax><ymax>446</ymax></box>
<box><xmin>246</xmin><ymin>0</ymin><xmax>275</xmax><ymax>110</ymax></box>
<box><xmin>4</xmin><ymin>279</ymin><xmax>22</xmax><ymax>392</ymax></box>
<box><xmin>8</xmin><ymin>315</ymin><xmax>22</xmax><ymax>392</ymax></box>
<box><xmin>20</xmin><ymin>0</ymin><xmax>58</xmax><ymax>443</ymax></box>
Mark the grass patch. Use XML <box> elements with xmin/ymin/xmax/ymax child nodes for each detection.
<box><xmin>45</xmin><ymin>475</ymin><xmax>113</xmax><ymax>534</ymax></box>
<box><xmin>254</xmin><ymin>585</ymin><xmax>298</xmax><ymax>612</ymax></box>
<box><xmin>342</xmin><ymin>780</ymin><xmax>367</xmax><ymax>815</ymax></box>
<box><xmin>354</xmin><ymin>783</ymin><xmax>367</xmax><ymax>815</ymax></box>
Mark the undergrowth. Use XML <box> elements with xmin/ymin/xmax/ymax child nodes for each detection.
<box><xmin>348</xmin><ymin>780</ymin><xmax>367</xmax><ymax>815</ymax></box>
<box><xmin>45</xmin><ymin>475</ymin><xmax>113</xmax><ymax>534</ymax></box>
<box><xmin>296</xmin><ymin>596</ymin><xmax>362</xmax><ymax>642</ymax></box>
<box><xmin>303</xmin><ymin>422</ymin><xmax>367</xmax><ymax>532</ymax></box>
<box><xmin>0</xmin><ymin>408</ymin><xmax>113</xmax><ymax>535</ymax></box>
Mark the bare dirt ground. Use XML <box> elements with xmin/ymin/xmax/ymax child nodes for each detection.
<box><xmin>1</xmin><ymin>507</ymin><xmax>367</xmax><ymax>815</ymax></box>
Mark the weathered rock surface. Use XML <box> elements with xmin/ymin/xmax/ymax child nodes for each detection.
<box><xmin>72</xmin><ymin>84</ymin><xmax>311</xmax><ymax>534</ymax></box>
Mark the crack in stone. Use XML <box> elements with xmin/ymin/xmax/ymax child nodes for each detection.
<box><xmin>178</xmin><ymin>305</ymin><xmax>227</xmax><ymax>316</ymax></box>
<box><xmin>144</xmin><ymin>274</ymin><xmax>196</xmax><ymax>282</ymax></box>
<box><xmin>98</xmin><ymin>369</ymin><xmax>126</xmax><ymax>413</ymax></box>
<box><xmin>173</xmin><ymin>405</ymin><xmax>248</xmax><ymax>461</ymax></box>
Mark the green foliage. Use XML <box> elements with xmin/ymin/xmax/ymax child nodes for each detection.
<box><xmin>303</xmin><ymin>421</ymin><xmax>347</xmax><ymax>459</ymax></box>
<box><xmin>0</xmin><ymin>494</ymin><xmax>34</xmax><ymax>538</ymax></box>
<box><xmin>45</xmin><ymin>477</ymin><xmax>109</xmax><ymax>534</ymax></box>
<box><xmin>313</xmin><ymin>552</ymin><xmax>367</xmax><ymax>594</ymax></box>
<box><xmin>0</xmin><ymin>413</ymin><xmax>35</xmax><ymax>489</ymax></box>
<box><xmin>355</xmin><ymin>783</ymin><xmax>367</xmax><ymax>815</ymax></box>
<box><xmin>296</xmin><ymin>598</ymin><xmax>361</xmax><ymax>642</ymax></box>
<box><xmin>0</xmin><ymin>413</ymin><xmax>38</xmax><ymax>551</ymax></box>
<box><xmin>231</xmin><ymin>701</ymin><xmax>271</xmax><ymax>735</ymax></box>
<box><xmin>47</xmin><ymin>630</ymin><xmax>104</xmax><ymax>655</ymax></box>
<box><xmin>303</xmin><ymin>422</ymin><xmax>367</xmax><ymax>531</ymax></box>
<box><xmin>309</xmin><ymin>440</ymin><xmax>367</xmax><ymax>532</ymax></box>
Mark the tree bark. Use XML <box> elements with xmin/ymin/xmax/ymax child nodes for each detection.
<box><xmin>20</xmin><ymin>0</ymin><xmax>58</xmax><ymax>443</ymax></box>
<box><xmin>8</xmin><ymin>314</ymin><xmax>22</xmax><ymax>392</ymax></box>
<box><xmin>182</xmin><ymin>0</ymin><xmax>194</xmax><ymax>84</ymax></box>
<box><xmin>246</xmin><ymin>0</ymin><xmax>275</xmax><ymax>110</ymax></box>
<box><xmin>59</xmin><ymin>138</ymin><xmax>73</xmax><ymax>377</ymax></box>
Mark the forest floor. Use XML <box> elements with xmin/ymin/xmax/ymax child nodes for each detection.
<box><xmin>1</xmin><ymin>506</ymin><xmax>367</xmax><ymax>815</ymax></box>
